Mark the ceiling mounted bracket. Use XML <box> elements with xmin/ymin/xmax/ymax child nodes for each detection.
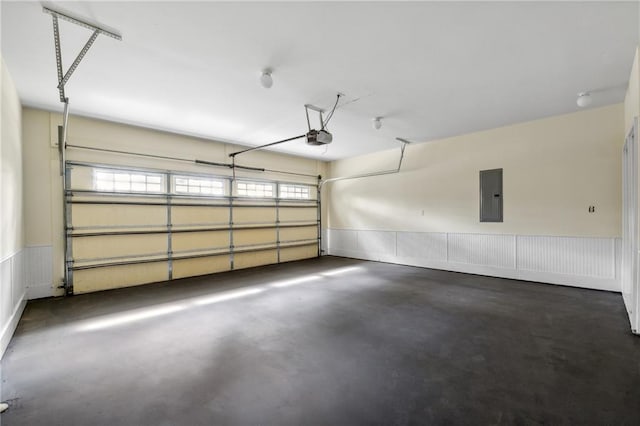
<box><xmin>304</xmin><ymin>104</ymin><xmax>326</xmax><ymax>131</ymax></box>
<box><xmin>43</xmin><ymin>6</ymin><xmax>122</xmax><ymax>103</ymax></box>
<box><xmin>320</xmin><ymin>137</ymin><xmax>412</xmax><ymax>188</ymax></box>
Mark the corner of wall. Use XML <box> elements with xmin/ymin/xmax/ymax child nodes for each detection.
<box><xmin>1</xmin><ymin>55</ymin><xmax>28</xmax><ymax>359</ymax></box>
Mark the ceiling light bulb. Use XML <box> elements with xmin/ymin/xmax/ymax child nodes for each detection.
<box><xmin>373</xmin><ymin>117</ymin><xmax>382</xmax><ymax>130</ymax></box>
<box><xmin>260</xmin><ymin>70</ymin><xmax>273</xmax><ymax>89</ymax></box>
<box><xmin>576</xmin><ymin>92</ymin><xmax>592</xmax><ymax>108</ymax></box>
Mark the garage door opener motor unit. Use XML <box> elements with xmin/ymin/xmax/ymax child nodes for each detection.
<box><xmin>305</xmin><ymin>103</ymin><xmax>334</xmax><ymax>146</ymax></box>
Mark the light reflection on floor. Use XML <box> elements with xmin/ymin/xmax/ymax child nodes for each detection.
<box><xmin>75</xmin><ymin>265</ymin><xmax>363</xmax><ymax>332</ymax></box>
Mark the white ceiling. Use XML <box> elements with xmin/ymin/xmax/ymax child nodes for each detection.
<box><xmin>1</xmin><ymin>1</ymin><xmax>638</xmax><ymax>160</ymax></box>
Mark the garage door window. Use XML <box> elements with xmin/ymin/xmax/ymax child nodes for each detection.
<box><xmin>236</xmin><ymin>181</ymin><xmax>274</xmax><ymax>198</ymax></box>
<box><xmin>94</xmin><ymin>170</ymin><xmax>164</xmax><ymax>193</ymax></box>
<box><xmin>280</xmin><ymin>184</ymin><xmax>311</xmax><ymax>199</ymax></box>
<box><xmin>174</xmin><ymin>176</ymin><xmax>225</xmax><ymax>196</ymax></box>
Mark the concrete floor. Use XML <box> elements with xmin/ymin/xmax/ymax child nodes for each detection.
<box><xmin>1</xmin><ymin>256</ymin><xmax>639</xmax><ymax>425</ymax></box>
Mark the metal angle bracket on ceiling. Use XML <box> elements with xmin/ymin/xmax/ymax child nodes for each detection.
<box><xmin>320</xmin><ymin>137</ymin><xmax>412</xmax><ymax>188</ymax></box>
<box><xmin>304</xmin><ymin>104</ymin><xmax>326</xmax><ymax>131</ymax></box>
<box><xmin>305</xmin><ymin>92</ymin><xmax>344</xmax><ymax>132</ymax></box>
<box><xmin>43</xmin><ymin>6</ymin><xmax>122</xmax><ymax>103</ymax></box>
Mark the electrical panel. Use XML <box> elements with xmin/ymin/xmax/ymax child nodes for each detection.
<box><xmin>480</xmin><ymin>168</ymin><xmax>503</xmax><ymax>222</ymax></box>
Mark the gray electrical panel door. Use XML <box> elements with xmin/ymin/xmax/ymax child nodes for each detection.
<box><xmin>480</xmin><ymin>168</ymin><xmax>503</xmax><ymax>222</ymax></box>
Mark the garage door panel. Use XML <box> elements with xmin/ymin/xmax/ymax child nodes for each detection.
<box><xmin>280</xmin><ymin>245</ymin><xmax>318</xmax><ymax>262</ymax></box>
<box><xmin>280</xmin><ymin>226</ymin><xmax>318</xmax><ymax>242</ymax></box>
<box><xmin>234</xmin><ymin>228</ymin><xmax>276</xmax><ymax>246</ymax></box>
<box><xmin>279</xmin><ymin>207</ymin><xmax>317</xmax><ymax>222</ymax></box>
<box><xmin>72</xmin><ymin>204</ymin><xmax>166</xmax><ymax>228</ymax></box>
<box><xmin>173</xmin><ymin>255</ymin><xmax>230</xmax><ymax>279</ymax></box>
<box><xmin>172</xmin><ymin>231</ymin><xmax>230</xmax><ymax>252</ymax></box>
<box><xmin>234</xmin><ymin>250</ymin><xmax>277</xmax><ymax>270</ymax></box>
<box><xmin>74</xmin><ymin>262</ymin><xmax>168</xmax><ymax>294</ymax></box>
<box><xmin>73</xmin><ymin>234</ymin><xmax>168</xmax><ymax>260</ymax></box>
<box><xmin>172</xmin><ymin>206</ymin><xmax>229</xmax><ymax>226</ymax></box>
<box><xmin>233</xmin><ymin>207</ymin><xmax>276</xmax><ymax>224</ymax></box>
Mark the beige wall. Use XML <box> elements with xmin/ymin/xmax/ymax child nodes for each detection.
<box><xmin>22</xmin><ymin>109</ymin><xmax>54</xmax><ymax>247</ymax></box>
<box><xmin>1</xmin><ymin>57</ymin><xmax>23</xmax><ymax>260</ymax></box>
<box><xmin>625</xmin><ymin>47</ymin><xmax>639</xmax><ymax>136</ymax></box>
<box><xmin>22</xmin><ymin>109</ymin><xmax>64</xmax><ymax>289</ymax></box>
<box><xmin>1</xmin><ymin>56</ymin><xmax>26</xmax><ymax>357</ymax></box>
<box><xmin>22</xmin><ymin>108</ymin><xmax>327</xmax><ymax>294</ymax></box>
<box><xmin>43</xmin><ymin>111</ymin><xmax>325</xmax><ymax>178</ymax></box>
<box><xmin>327</xmin><ymin>104</ymin><xmax>624</xmax><ymax>238</ymax></box>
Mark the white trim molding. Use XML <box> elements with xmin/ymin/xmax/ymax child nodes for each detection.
<box><xmin>327</xmin><ymin>229</ymin><xmax>621</xmax><ymax>292</ymax></box>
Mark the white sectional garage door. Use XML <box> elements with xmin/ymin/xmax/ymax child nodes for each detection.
<box><xmin>65</xmin><ymin>162</ymin><xmax>319</xmax><ymax>294</ymax></box>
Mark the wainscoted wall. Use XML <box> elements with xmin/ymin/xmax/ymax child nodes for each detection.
<box><xmin>0</xmin><ymin>251</ymin><xmax>27</xmax><ymax>356</ymax></box>
<box><xmin>25</xmin><ymin>246</ymin><xmax>54</xmax><ymax>299</ymax></box>
<box><xmin>0</xmin><ymin>246</ymin><xmax>53</xmax><ymax>355</ymax></box>
<box><xmin>1</xmin><ymin>56</ymin><xmax>26</xmax><ymax>357</ymax></box>
<box><xmin>327</xmin><ymin>229</ymin><xmax>621</xmax><ymax>292</ymax></box>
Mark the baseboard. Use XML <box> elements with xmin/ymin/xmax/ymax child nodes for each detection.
<box><xmin>0</xmin><ymin>294</ymin><xmax>26</xmax><ymax>359</ymax></box>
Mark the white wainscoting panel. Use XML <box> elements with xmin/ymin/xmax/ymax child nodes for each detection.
<box><xmin>517</xmin><ymin>236</ymin><xmax>615</xmax><ymax>279</ymax></box>
<box><xmin>327</xmin><ymin>229</ymin><xmax>620</xmax><ymax>292</ymax></box>
<box><xmin>321</xmin><ymin>229</ymin><xmax>328</xmax><ymax>255</ymax></box>
<box><xmin>329</xmin><ymin>229</ymin><xmax>359</xmax><ymax>252</ymax></box>
<box><xmin>397</xmin><ymin>232</ymin><xmax>447</xmax><ymax>261</ymax></box>
<box><xmin>12</xmin><ymin>250</ymin><xmax>24</xmax><ymax>308</ymax></box>
<box><xmin>25</xmin><ymin>245</ymin><xmax>54</xmax><ymax>299</ymax></box>
<box><xmin>1</xmin><ymin>250</ymin><xmax>27</xmax><ymax>357</ymax></box>
<box><xmin>0</xmin><ymin>257</ymin><xmax>14</xmax><ymax>335</ymax></box>
<box><xmin>448</xmin><ymin>233</ymin><xmax>516</xmax><ymax>269</ymax></box>
<box><xmin>357</xmin><ymin>231</ymin><xmax>396</xmax><ymax>255</ymax></box>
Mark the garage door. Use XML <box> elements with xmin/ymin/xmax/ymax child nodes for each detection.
<box><xmin>65</xmin><ymin>162</ymin><xmax>319</xmax><ymax>294</ymax></box>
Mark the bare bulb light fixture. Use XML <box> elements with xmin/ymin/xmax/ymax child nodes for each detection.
<box><xmin>260</xmin><ymin>69</ymin><xmax>273</xmax><ymax>89</ymax></box>
<box><xmin>372</xmin><ymin>117</ymin><xmax>382</xmax><ymax>130</ymax></box>
<box><xmin>576</xmin><ymin>92</ymin><xmax>592</xmax><ymax>108</ymax></box>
